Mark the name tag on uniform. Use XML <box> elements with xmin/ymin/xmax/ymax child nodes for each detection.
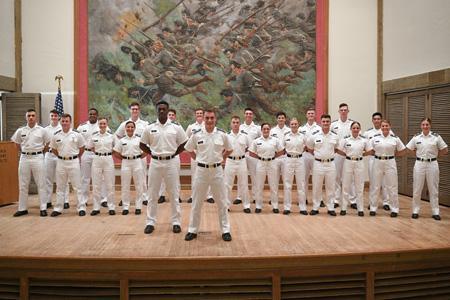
<box><xmin>93</xmin><ymin>139</ymin><xmax>99</xmax><ymax>142</ymax></box>
<box><xmin>346</xmin><ymin>143</ymin><xmax>351</xmax><ymax>147</ymax></box>
<box><xmin>316</xmin><ymin>139</ymin><xmax>322</xmax><ymax>143</ymax></box>
<box><xmin>198</xmin><ymin>140</ymin><xmax>204</xmax><ymax>144</ymax></box>
<box><xmin>416</xmin><ymin>141</ymin><xmax>422</xmax><ymax>144</ymax></box>
<box><xmin>286</xmin><ymin>139</ymin><xmax>291</xmax><ymax>142</ymax></box>
<box><xmin>122</xmin><ymin>143</ymin><xmax>127</xmax><ymax>145</ymax></box>
<box><xmin>257</xmin><ymin>142</ymin><xmax>262</xmax><ymax>145</ymax></box>
<box><xmin>21</xmin><ymin>134</ymin><xmax>26</xmax><ymax>137</ymax></box>
<box><xmin>56</xmin><ymin>139</ymin><xmax>61</xmax><ymax>142</ymax></box>
<box><xmin>374</xmin><ymin>140</ymin><xmax>380</xmax><ymax>143</ymax></box>
<box><xmin>151</xmin><ymin>130</ymin><xmax>157</xmax><ymax>133</ymax></box>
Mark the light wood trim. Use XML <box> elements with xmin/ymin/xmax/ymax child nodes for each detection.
<box><xmin>14</xmin><ymin>0</ymin><xmax>22</xmax><ymax>92</ymax></box>
<box><xmin>316</xmin><ymin>0</ymin><xmax>329</xmax><ymax>115</ymax></box>
<box><xmin>0</xmin><ymin>75</ymin><xmax>16</xmax><ymax>92</ymax></box>
<box><xmin>120</xmin><ymin>278</ymin><xmax>129</xmax><ymax>300</ymax></box>
<box><xmin>19</xmin><ymin>276</ymin><xmax>28</xmax><ymax>300</ymax></box>
<box><xmin>383</xmin><ymin>68</ymin><xmax>450</xmax><ymax>95</ymax></box>
<box><xmin>272</xmin><ymin>272</ymin><xmax>281</xmax><ymax>300</ymax></box>
<box><xmin>377</xmin><ymin>0</ymin><xmax>383</xmax><ymax>112</ymax></box>
<box><xmin>366</xmin><ymin>271</ymin><xmax>374</xmax><ymax>300</ymax></box>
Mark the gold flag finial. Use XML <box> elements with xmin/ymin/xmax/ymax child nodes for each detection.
<box><xmin>55</xmin><ymin>75</ymin><xmax>64</xmax><ymax>88</ymax></box>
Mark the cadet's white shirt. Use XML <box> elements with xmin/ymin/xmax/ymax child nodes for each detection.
<box><xmin>306</xmin><ymin>130</ymin><xmax>339</xmax><ymax>160</ymax></box>
<box><xmin>50</xmin><ymin>129</ymin><xmax>85</xmax><ymax>156</ymax></box>
<box><xmin>77</xmin><ymin>121</ymin><xmax>99</xmax><ymax>148</ymax></box>
<box><xmin>88</xmin><ymin>131</ymin><xmax>115</xmax><ymax>153</ymax></box>
<box><xmin>363</xmin><ymin>127</ymin><xmax>394</xmax><ymax>140</ymax></box>
<box><xmin>368</xmin><ymin>133</ymin><xmax>405</xmax><ymax>156</ymax></box>
<box><xmin>185</xmin><ymin>121</ymin><xmax>204</xmax><ymax>138</ymax></box>
<box><xmin>113</xmin><ymin>135</ymin><xmax>143</xmax><ymax>157</ymax></box>
<box><xmin>338</xmin><ymin>135</ymin><xmax>370</xmax><ymax>157</ymax></box>
<box><xmin>283</xmin><ymin>131</ymin><xmax>306</xmax><ymax>155</ymax></box>
<box><xmin>240</xmin><ymin>121</ymin><xmax>261</xmax><ymax>141</ymax></box>
<box><xmin>11</xmin><ymin>124</ymin><xmax>50</xmax><ymax>152</ymax></box>
<box><xmin>115</xmin><ymin>118</ymin><xmax>149</xmax><ymax>138</ymax></box>
<box><xmin>270</xmin><ymin>125</ymin><xmax>290</xmax><ymax>139</ymax></box>
<box><xmin>331</xmin><ymin>118</ymin><xmax>353</xmax><ymax>140</ymax></box>
<box><xmin>227</xmin><ymin>130</ymin><xmax>250</xmax><ymax>157</ymax></box>
<box><xmin>185</xmin><ymin>127</ymin><xmax>232</xmax><ymax>164</ymax></box>
<box><xmin>140</xmin><ymin>120</ymin><xmax>187</xmax><ymax>156</ymax></box>
<box><xmin>45</xmin><ymin>123</ymin><xmax>62</xmax><ymax>139</ymax></box>
<box><xmin>300</xmin><ymin>122</ymin><xmax>321</xmax><ymax>137</ymax></box>
<box><xmin>249</xmin><ymin>136</ymin><xmax>284</xmax><ymax>159</ymax></box>
<box><xmin>406</xmin><ymin>131</ymin><xmax>448</xmax><ymax>159</ymax></box>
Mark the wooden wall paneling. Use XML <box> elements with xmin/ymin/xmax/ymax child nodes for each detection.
<box><xmin>366</xmin><ymin>271</ymin><xmax>374</xmax><ymax>300</ymax></box>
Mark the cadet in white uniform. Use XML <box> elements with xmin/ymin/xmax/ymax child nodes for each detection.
<box><xmin>406</xmin><ymin>117</ymin><xmax>448</xmax><ymax>220</ymax></box>
<box><xmin>249</xmin><ymin>123</ymin><xmax>284</xmax><ymax>213</ymax></box>
<box><xmin>11</xmin><ymin>109</ymin><xmax>50</xmax><ymax>217</ymax></box>
<box><xmin>367</xmin><ymin>120</ymin><xmax>406</xmax><ymax>217</ymax></box>
<box><xmin>43</xmin><ymin>109</ymin><xmax>69</xmax><ymax>209</ymax></box>
<box><xmin>49</xmin><ymin>114</ymin><xmax>85</xmax><ymax>217</ymax></box>
<box><xmin>184</xmin><ymin>110</ymin><xmax>233</xmax><ymax>242</ymax></box>
<box><xmin>306</xmin><ymin>114</ymin><xmax>339</xmax><ymax>216</ymax></box>
<box><xmin>240</xmin><ymin>108</ymin><xmax>261</xmax><ymax>203</ymax></box>
<box><xmin>282</xmin><ymin>118</ymin><xmax>307</xmax><ymax>215</ymax></box>
<box><xmin>87</xmin><ymin>117</ymin><xmax>116</xmax><ymax>215</ymax></box>
<box><xmin>336</xmin><ymin>121</ymin><xmax>370</xmax><ymax>216</ymax></box>
<box><xmin>270</xmin><ymin>112</ymin><xmax>290</xmax><ymax>203</ymax></box>
<box><xmin>224</xmin><ymin>116</ymin><xmax>251</xmax><ymax>212</ymax></box>
<box><xmin>113</xmin><ymin>120</ymin><xmax>146</xmax><ymax>215</ymax></box>
<box><xmin>140</xmin><ymin>100</ymin><xmax>187</xmax><ymax>235</ymax></box>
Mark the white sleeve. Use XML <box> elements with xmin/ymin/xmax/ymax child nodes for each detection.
<box><xmin>405</xmin><ymin>136</ymin><xmax>416</xmax><ymax>150</ymax></box>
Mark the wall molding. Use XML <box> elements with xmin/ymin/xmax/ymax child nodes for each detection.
<box><xmin>383</xmin><ymin>68</ymin><xmax>450</xmax><ymax>95</ymax></box>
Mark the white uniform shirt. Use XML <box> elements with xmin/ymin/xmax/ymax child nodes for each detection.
<box><xmin>11</xmin><ymin>124</ymin><xmax>50</xmax><ymax>152</ymax></box>
<box><xmin>406</xmin><ymin>131</ymin><xmax>448</xmax><ymax>159</ymax></box>
<box><xmin>227</xmin><ymin>130</ymin><xmax>250</xmax><ymax>157</ymax></box>
<box><xmin>140</xmin><ymin>120</ymin><xmax>187</xmax><ymax>156</ymax></box>
<box><xmin>283</xmin><ymin>131</ymin><xmax>307</xmax><ymax>155</ymax></box>
<box><xmin>185</xmin><ymin>121</ymin><xmax>204</xmax><ymax>138</ymax></box>
<box><xmin>45</xmin><ymin>123</ymin><xmax>62</xmax><ymax>140</ymax></box>
<box><xmin>270</xmin><ymin>125</ymin><xmax>290</xmax><ymax>139</ymax></box>
<box><xmin>369</xmin><ymin>133</ymin><xmax>405</xmax><ymax>156</ymax></box>
<box><xmin>185</xmin><ymin>127</ymin><xmax>232</xmax><ymax>164</ymax></box>
<box><xmin>88</xmin><ymin>131</ymin><xmax>115</xmax><ymax>153</ymax></box>
<box><xmin>77</xmin><ymin>121</ymin><xmax>100</xmax><ymax>149</ymax></box>
<box><xmin>50</xmin><ymin>129</ymin><xmax>85</xmax><ymax>157</ymax></box>
<box><xmin>250</xmin><ymin>136</ymin><xmax>284</xmax><ymax>159</ymax></box>
<box><xmin>306</xmin><ymin>130</ymin><xmax>339</xmax><ymax>160</ymax></box>
<box><xmin>300</xmin><ymin>122</ymin><xmax>321</xmax><ymax>138</ymax></box>
<box><xmin>331</xmin><ymin>118</ymin><xmax>353</xmax><ymax>140</ymax></box>
<box><xmin>113</xmin><ymin>135</ymin><xmax>143</xmax><ymax>157</ymax></box>
<box><xmin>115</xmin><ymin>118</ymin><xmax>149</xmax><ymax>138</ymax></box>
<box><xmin>240</xmin><ymin>121</ymin><xmax>261</xmax><ymax>141</ymax></box>
<box><xmin>338</xmin><ymin>135</ymin><xmax>370</xmax><ymax>157</ymax></box>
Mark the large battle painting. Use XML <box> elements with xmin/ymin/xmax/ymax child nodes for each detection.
<box><xmin>88</xmin><ymin>0</ymin><xmax>316</xmax><ymax>129</ymax></box>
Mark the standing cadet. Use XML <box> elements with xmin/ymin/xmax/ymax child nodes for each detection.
<box><xmin>270</xmin><ymin>111</ymin><xmax>290</xmax><ymax>204</ymax></box>
<box><xmin>11</xmin><ymin>109</ymin><xmax>50</xmax><ymax>217</ymax></box>
<box><xmin>306</xmin><ymin>114</ymin><xmax>339</xmax><ymax>216</ymax></box>
<box><xmin>224</xmin><ymin>116</ymin><xmax>251</xmax><ymax>213</ymax></box>
<box><xmin>140</xmin><ymin>100</ymin><xmax>187</xmax><ymax>235</ymax></box>
<box><xmin>43</xmin><ymin>109</ymin><xmax>69</xmax><ymax>209</ymax></box>
<box><xmin>282</xmin><ymin>118</ymin><xmax>307</xmax><ymax>215</ymax></box>
<box><xmin>49</xmin><ymin>114</ymin><xmax>85</xmax><ymax>217</ymax></box>
<box><xmin>184</xmin><ymin>110</ymin><xmax>233</xmax><ymax>242</ymax></box>
<box><xmin>406</xmin><ymin>118</ymin><xmax>448</xmax><ymax>220</ymax></box>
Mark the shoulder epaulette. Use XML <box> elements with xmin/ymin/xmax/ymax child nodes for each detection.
<box><xmin>284</xmin><ymin>131</ymin><xmax>290</xmax><ymax>135</ymax></box>
<box><xmin>171</xmin><ymin>121</ymin><xmax>180</xmax><ymax>126</ymax></box>
<box><xmin>331</xmin><ymin>130</ymin><xmax>337</xmax><ymax>135</ymax></box>
<box><xmin>344</xmin><ymin>134</ymin><xmax>350</xmax><ymax>139</ymax></box>
<box><xmin>240</xmin><ymin>130</ymin><xmax>248</xmax><ymax>135</ymax></box>
<box><xmin>92</xmin><ymin>131</ymin><xmax>99</xmax><ymax>135</ymax></box>
<box><xmin>217</xmin><ymin>128</ymin><xmax>225</xmax><ymax>133</ymax></box>
<box><xmin>367</xmin><ymin>127</ymin><xmax>373</xmax><ymax>131</ymax></box>
<box><xmin>374</xmin><ymin>133</ymin><xmax>381</xmax><ymax>137</ymax></box>
<box><xmin>72</xmin><ymin>129</ymin><xmax>79</xmax><ymax>133</ymax></box>
<box><xmin>107</xmin><ymin>129</ymin><xmax>112</xmax><ymax>134</ymax></box>
<box><xmin>414</xmin><ymin>132</ymin><xmax>421</xmax><ymax>136</ymax></box>
<box><xmin>349</xmin><ymin>118</ymin><xmax>354</xmax><ymax>121</ymax></box>
<box><xmin>432</xmin><ymin>132</ymin><xmax>439</xmax><ymax>137</ymax></box>
<box><xmin>332</xmin><ymin>119</ymin><xmax>338</xmax><ymax>123</ymax></box>
<box><xmin>312</xmin><ymin>129</ymin><xmax>320</xmax><ymax>135</ymax></box>
<box><xmin>359</xmin><ymin>134</ymin><xmax>366</xmax><ymax>139</ymax></box>
<box><xmin>390</xmin><ymin>134</ymin><xmax>397</xmax><ymax>138</ymax></box>
<box><xmin>193</xmin><ymin>128</ymin><xmax>202</xmax><ymax>134</ymax></box>
<box><xmin>300</xmin><ymin>130</ymin><xmax>306</xmax><ymax>134</ymax></box>
<box><xmin>149</xmin><ymin>121</ymin><xmax>157</xmax><ymax>125</ymax></box>
<box><xmin>54</xmin><ymin>129</ymin><xmax>62</xmax><ymax>135</ymax></box>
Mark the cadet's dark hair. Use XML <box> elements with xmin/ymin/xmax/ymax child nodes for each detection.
<box><xmin>350</xmin><ymin>121</ymin><xmax>361</xmax><ymax>128</ymax></box>
<box><xmin>339</xmin><ymin>103</ymin><xmax>348</xmax><ymax>109</ymax></box>
<box><xmin>320</xmin><ymin>114</ymin><xmax>331</xmax><ymax>120</ymax></box>
<box><xmin>168</xmin><ymin>108</ymin><xmax>177</xmax><ymax>115</ymax></box>
<box><xmin>88</xmin><ymin>108</ymin><xmax>98</xmax><ymax>114</ymax></box>
<box><xmin>27</xmin><ymin>108</ymin><xmax>36</xmax><ymax>113</ymax></box>
<box><xmin>372</xmin><ymin>112</ymin><xmax>382</xmax><ymax>118</ymax></box>
<box><xmin>156</xmin><ymin>100</ymin><xmax>169</xmax><ymax>108</ymax></box>
<box><xmin>129</xmin><ymin>102</ymin><xmax>140</xmax><ymax>108</ymax></box>
<box><xmin>125</xmin><ymin>120</ymin><xmax>135</xmax><ymax>127</ymax></box>
<box><xmin>276</xmin><ymin>111</ymin><xmax>286</xmax><ymax>118</ymax></box>
<box><xmin>231</xmin><ymin>115</ymin><xmax>240</xmax><ymax>121</ymax></box>
<box><xmin>49</xmin><ymin>109</ymin><xmax>59</xmax><ymax>115</ymax></box>
<box><xmin>260</xmin><ymin>122</ymin><xmax>270</xmax><ymax>129</ymax></box>
<box><xmin>61</xmin><ymin>113</ymin><xmax>72</xmax><ymax>121</ymax></box>
<box><xmin>244</xmin><ymin>107</ymin><xmax>254</xmax><ymax>113</ymax></box>
<box><xmin>421</xmin><ymin>117</ymin><xmax>432</xmax><ymax>125</ymax></box>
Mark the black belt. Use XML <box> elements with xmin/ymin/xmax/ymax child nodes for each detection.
<box><xmin>21</xmin><ymin>151</ymin><xmax>43</xmax><ymax>155</ymax></box>
<box><xmin>85</xmin><ymin>148</ymin><xmax>93</xmax><ymax>152</ymax></box>
<box><xmin>346</xmin><ymin>156</ymin><xmax>363</xmax><ymax>161</ymax></box>
<box><xmin>197</xmin><ymin>162</ymin><xmax>221</xmax><ymax>168</ymax></box>
<box><xmin>95</xmin><ymin>152</ymin><xmax>112</xmax><ymax>156</ymax></box>
<box><xmin>315</xmin><ymin>158</ymin><xmax>334</xmax><ymax>162</ymax></box>
<box><xmin>151</xmin><ymin>154</ymin><xmax>175</xmax><ymax>160</ymax></box>
<box><xmin>228</xmin><ymin>155</ymin><xmax>245</xmax><ymax>160</ymax></box>
<box><xmin>258</xmin><ymin>157</ymin><xmax>275</xmax><ymax>161</ymax></box>
<box><xmin>375</xmin><ymin>155</ymin><xmax>394</xmax><ymax>160</ymax></box>
<box><xmin>287</xmin><ymin>153</ymin><xmax>302</xmax><ymax>158</ymax></box>
<box><xmin>58</xmin><ymin>155</ymin><xmax>78</xmax><ymax>160</ymax></box>
<box><xmin>123</xmin><ymin>155</ymin><xmax>142</xmax><ymax>160</ymax></box>
<box><xmin>416</xmin><ymin>157</ymin><xmax>437</xmax><ymax>162</ymax></box>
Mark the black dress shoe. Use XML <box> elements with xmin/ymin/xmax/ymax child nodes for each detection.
<box><xmin>300</xmin><ymin>210</ymin><xmax>308</xmax><ymax>215</ymax></box>
<box><xmin>222</xmin><ymin>232</ymin><xmax>232</xmax><ymax>242</ymax></box>
<box><xmin>79</xmin><ymin>210</ymin><xmax>86</xmax><ymax>216</ymax></box>
<box><xmin>206</xmin><ymin>197</ymin><xmax>215</xmax><ymax>203</ymax></box>
<box><xmin>370</xmin><ymin>211</ymin><xmax>376</xmax><ymax>216</ymax></box>
<box><xmin>383</xmin><ymin>204</ymin><xmax>390</xmax><ymax>211</ymax></box>
<box><xmin>185</xmin><ymin>232</ymin><xmax>197</xmax><ymax>241</ymax></box>
<box><xmin>358</xmin><ymin>211</ymin><xmax>364</xmax><ymax>217</ymax></box>
<box><xmin>118</xmin><ymin>200</ymin><xmax>123</xmax><ymax>206</ymax></box>
<box><xmin>350</xmin><ymin>203</ymin><xmax>357</xmax><ymax>209</ymax></box>
<box><xmin>64</xmin><ymin>203</ymin><xmax>70</xmax><ymax>209</ymax></box>
<box><xmin>46</xmin><ymin>203</ymin><xmax>53</xmax><ymax>209</ymax></box>
<box><xmin>243</xmin><ymin>208</ymin><xmax>251</xmax><ymax>214</ymax></box>
<box><xmin>411</xmin><ymin>213</ymin><xmax>419</xmax><ymax>219</ymax></box>
<box><xmin>320</xmin><ymin>201</ymin><xmax>325</xmax><ymax>207</ymax></box>
<box><xmin>328</xmin><ymin>210</ymin><xmax>337</xmax><ymax>216</ymax></box>
<box><xmin>135</xmin><ymin>209</ymin><xmax>141</xmax><ymax>215</ymax></box>
<box><xmin>13</xmin><ymin>210</ymin><xmax>28</xmax><ymax>217</ymax></box>
<box><xmin>432</xmin><ymin>215</ymin><xmax>441</xmax><ymax>221</ymax></box>
<box><xmin>144</xmin><ymin>225</ymin><xmax>155</xmax><ymax>234</ymax></box>
<box><xmin>233</xmin><ymin>199</ymin><xmax>242</xmax><ymax>205</ymax></box>
<box><xmin>252</xmin><ymin>200</ymin><xmax>256</xmax><ymax>204</ymax></box>
<box><xmin>122</xmin><ymin>210</ymin><xmax>129</xmax><ymax>215</ymax></box>
<box><xmin>109</xmin><ymin>210</ymin><xmax>116</xmax><ymax>215</ymax></box>
<box><xmin>334</xmin><ymin>203</ymin><xmax>339</xmax><ymax>208</ymax></box>
<box><xmin>50</xmin><ymin>211</ymin><xmax>61</xmax><ymax>217</ymax></box>
<box><xmin>255</xmin><ymin>208</ymin><xmax>262</xmax><ymax>213</ymax></box>
<box><xmin>306</xmin><ymin>199</ymin><xmax>308</xmax><ymax>204</ymax></box>
<box><xmin>158</xmin><ymin>196</ymin><xmax>166</xmax><ymax>204</ymax></box>
<box><xmin>340</xmin><ymin>210</ymin><xmax>346</xmax><ymax>216</ymax></box>
<box><xmin>390</xmin><ymin>212</ymin><xmax>398</xmax><ymax>218</ymax></box>
<box><xmin>368</xmin><ymin>205</ymin><xmax>371</xmax><ymax>210</ymax></box>
<box><xmin>101</xmin><ymin>202</ymin><xmax>108</xmax><ymax>208</ymax></box>
<box><xmin>283</xmin><ymin>210</ymin><xmax>290</xmax><ymax>215</ymax></box>
<box><xmin>40</xmin><ymin>210</ymin><xmax>47</xmax><ymax>217</ymax></box>
<box><xmin>90</xmin><ymin>210</ymin><xmax>100</xmax><ymax>216</ymax></box>
<box><xmin>273</xmin><ymin>208</ymin><xmax>279</xmax><ymax>214</ymax></box>
<box><xmin>187</xmin><ymin>197</ymin><xmax>193</xmax><ymax>203</ymax></box>
<box><xmin>173</xmin><ymin>225</ymin><xmax>181</xmax><ymax>233</ymax></box>
<box><xmin>179</xmin><ymin>198</ymin><xmax>182</xmax><ymax>203</ymax></box>
<box><xmin>142</xmin><ymin>200</ymin><xmax>148</xmax><ymax>206</ymax></box>
<box><xmin>310</xmin><ymin>210</ymin><xmax>319</xmax><ymax>215</ymax></box>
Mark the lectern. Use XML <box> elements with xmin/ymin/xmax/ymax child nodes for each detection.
<box><xmin>0</xmin><ymin>142</ymin><xmax>18</xmax><ymax>205</ymax></box>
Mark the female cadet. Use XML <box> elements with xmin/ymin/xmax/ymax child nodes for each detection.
<box><xmin>88</xmin><ymin>117</ymin><xmax>116</xmax><ymax>216</ymax></box>
<box><xmin>113</xmin><ymin>121</ymin><xmax>146</xmax><ymax>215</ymax></box>
<box><xmin>282</xmin><ymin>118</ymin><xmax>307</xmax><ymax>215</ymax></box>
<box><xmin>336</xmin><ymin>121</ymin><xmax>370</xmax><ymax>216</ymax></box>
<box><xmin>249</xmin><ymin>123</ymin><xmax>284</xmax><ymax>213</ymax></box>
<box><xmin>367</xmin><ymin>120</ymin><xmax>406</xmax><ymax>217</ymax></box>
<box><xmin>406</xmin><ymin>118</ymin><xmax>448</xmax><ymax>220</ymax></box>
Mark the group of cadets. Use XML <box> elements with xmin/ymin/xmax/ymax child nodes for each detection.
<box><xmin>11</xmin><ymin>101</ymin><xmax>448</xmax><ymax>241</ymax></box>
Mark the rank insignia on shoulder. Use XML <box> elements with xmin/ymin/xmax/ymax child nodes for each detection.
<box><xmin>54</xmin><ymin>130</ymin><xmax>61</xmax><ymax>135</ymax></box>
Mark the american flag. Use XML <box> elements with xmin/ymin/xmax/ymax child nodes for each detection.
<box><xmin>54</xmin><ymin>86</ymin><xmax>64</xmax><ymax>116</ymax></box>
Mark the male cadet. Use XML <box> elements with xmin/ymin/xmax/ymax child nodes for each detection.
<box><xmin>224</xmin><ymin>116</ymin><xmax>251</xmax><ymax>212</ymax></box>
<box><xmin>43</xmin><ymin>109</ymin><xmax>69</xmax><ymax>209</ymax></box>
<box><xmin>270</xmin><ymin>111</ymin><xmax>290</xmax><ymax>203</ymax></box>
<box><xmin>184</xmin><ymin>110</ymin><xmax>233</xmax><ymax>242</ymax></box>
<box><xmin>115</xmin><ymin>102</ymin><xmax>150</xmax><ymax>206</ymax></box>
<box><xmin>11</xmin><ymin>109</ymin><xmax>50</xmax><ymax>217</ymax></box>
<box><xmin>306</xmin><ymin>114</ymin><xmax>339</xmax><ymax>216</ymax></box>
<box><xmin>140</xmin><ymin>100</ymin><xmax>187</xmax><ymax>235</ymax></box>
<box><xmin>330</xmin><ymin>103</ymin><xmax>354</xmax><ymax>208</ymax></box>
<box><xmin>49</xmin><ymin>114</ymin><xmax>85</xmax><ymax>217</ymax></box>
<box><xmin>239</xmin><ymin>107</ymin><xmax>261</xmax><ymax>203</ymax></box>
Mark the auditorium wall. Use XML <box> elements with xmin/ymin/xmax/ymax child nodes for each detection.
<box><xmin>0</xmin><ymin>0</ymin><xmax>15</xmax><ymax>78</ymax></box>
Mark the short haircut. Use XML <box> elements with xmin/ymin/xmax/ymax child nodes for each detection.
<box><xmin>27</xmin><ymin>108</ymin><xmax>36</xmax><ymax>113</ymax></box>
<box><xmin>156</xmin><ymin>100</ymin><xmax>169</xmax><ymax>108</ymax></box>
<box><xmin>260</xmin><ymin>122</ymin><xmax>270</xmax><ymax>129</ymax></box>
<box><xmin>306</xmin><ymin>107</ymin><xmax>315</xmax><ymax>113</ymax></box>
<box><xmin>194</xmin><ymin>108</ymin><xmax>204</xmax><ymax>114</ymax></box>
<box><xmin>350</xmin><ymin>121</ymin><xmax>361</xmax><ymax>128</ymax></box>
<box><xmin>381</xmin><ymin>119</ymin><xmax>391</xmax><ymax>126</ymax></box>
<box><xmin>168</xmin><ymin>108</ymin><xmax>177</xmax><ymax>115</ymax></box>
<box><xmin>125</xmin><ymin>120</ymin><xmax>136</xmax><ymax>127</ymax></box>
<box><xmin>372</xmin><ymin>112</ymin><xmax>382</xmax><ymax>119</ymax></box>
<box><xmin>320</xmin><ymin>114</ymin><xmax>331</xmax><ymax>120</ymax></box>
<box><xmin>129</xmin><ymin>102</ymin><xmax>140</xmax><ymax>108</ymax></box>
<box><xmin>88</xmin><ymin>108</ymin><xmax>98</xmax><ymax>114</ymax></box>
<box><xmin>244</xmin><ymin>107</ymin><xmax>254</xmax><ymax>113</ymax></box>
<box><xmin>61</xmin><ymin>113</ymin><xmax>72</xmax><ymax>121</ymax></box>
<box><xmin>339</xmin><ymin>103</ymin><xmax>348</xmax><ymax>109</ymax></box>
<box><xmin>98</xmin><ymin>117</ymin><xmax>108</xmax><ymax>122</ymax></box>
<box><xmin>421</xmin><ymin>117</ymin><xmax>432</xmax><ymax>124</ymax></box>
<box><xmin>231</xmin><ymin>115</ymin><xmax>240</xmax><ymax>121</ymax></box>
<box><xmin>290</xmin><ymin>117</ymin><xmax>299</xmax><ymax>123</ymax></box>
<box><xmin>276</xmin><ymin>111</ymin><xmax>286</xmax><ymax>118</ymax></box>
<box><xmin>49</xmin><ymin>109</ymin><xmax>59</xmax><ymax>115</ymax></box>
<box><xmin>204</xmin><ymin>109</ymin><xmax>216</xmax><ymax>116</ymax></box>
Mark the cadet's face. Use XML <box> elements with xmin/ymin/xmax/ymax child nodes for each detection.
<box><xmin>88</xmin><ymin>110</ymin><xmax>98</xmax><ymax>123</ymax></box>
<box><xmin>262</xmin><ymin>125</ymin><xmax>271</xmax><ymax>137</ymax></box>
<box><xmin>321</xmin><ymin>118</ymin><xmax>331</xmax><ymax>130</ymax></box>
<box><xmin>157</xmin><ymin>104</ymin><xmax>168</xmax><ymax>120</ymax></box>
<box><xmin>125</xmin><ymin>123</ymin><xmax>135</xmax><ymax>137</ymax></box>
<box><xmin>290</xmin><ymin>120</ymin><xmax>299</xmax><ymax>132</ymax></box>
<box><xmin>277</xmin><ymin>115</ymin><xmax>286</xmax><ymax>126</ymax></box>
<box><xmin>204</xmin><ymin>112</ymin><xmax>216</xmax><ymax>129</ymax></box>
<box><xmin>338</xmin><ymin>106</ymin><xmax>349</xmax><ymax>119</ymax></box>
<box><xmin>421</xmin><ymin>120</ymin><xmax>431</xmax><ymax>133</ymax></box>
<box><xmin>195</xmin><ymin>110</ymin><xmax>204</xmax><ymax>123</ymax></box>
<box><xmin>99</xmin><ymin>119</ymin><xmax>108</xmax><ymax>132</ymax></box>
<box><xmin>381</xmin><ymin>121</ymin><xmax>390</xmax><ymax>136</ymax></box>
<box><xmin>130</xmin><ymin>105</ymin><xmax>140</xmax><ymax>119</ymax></box>
<box><xmin>372</xmin><ymin>115</ymin><xmax>382</xmax><ymax>128</ymax></box>
<box><xmin>306</xmin><ymin>110</ymin><xmax>315</xmax><ymax>121</ymax></box>
<box><xmin>231</xmin><ymin>118</ymin><xmax>240</xmax><ymax>131</ymax></box>
<box><xmin>351</xmin><ymin>124</ymin><xmax>361</xmax><ymax>136</ymax></box>
<box><xmin>26</xmin><ymin>112</ymin><xmax>37</xmax><ymax>126</ymax></box>
<box><xmin>168</xmin><ymin>112</ymin><xmax>176</xmax><ymax>121</ymax></box>
<box><xmin>244</xmin><ymin>110</ymin><xmax>253</xmax><ymax>123</ymax></box>
<box><xmin>60</xmin><ymin>117</ymin><xmax>71</xmax><ymax>130</ymax></box>
<box><xmin>50</xmin><ymin>113</ymin><xmax>59</xmax><ymax>123</ymax></box>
